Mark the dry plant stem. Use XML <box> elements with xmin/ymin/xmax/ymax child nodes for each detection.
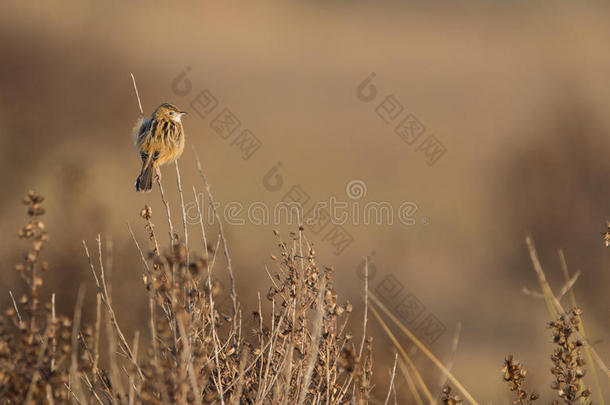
<box><xmin>128</xmin><ymin>331</ymin><xmax>139</xmax><ymax>405</ymax></box>
<box><xmin>194</xmin><ymin>149</ymin><xmax>238</xmax><ymax>331</ymax></box>
<box><xmin>130</xmin><ymin>73</ymin><xmax>145</xmax><ymax>117</ymax></box>
<box><xmin>69</xmin><ymin>285</ymin><xmax>87</xmax><ymax>405</ymax></box>
<box><xmin>396</xmin><ymin>357</ymin><xmax>424</xmax><ymax>405</ymax></box>
<box><xmin>368</xmin><ymin>303</ymin><xmax>434</xmax><ymax>404</ymax></box>
<box><xmin>24</xmin><ymin>322</ymin><xmax>51</xmax><ymax>404</ymax></box>
<box><xmin>296</xmin><ymin>227</ymin><xmax>307</xmax><ymax>397</ymax></box>
<box><xmin>78</xmin><ymin>353</ymin><xmax>104</xmax><ymax>399</ymax></box>
<box><xmin>260</xmin><ymin>297</ymin><xmax>277</xmax><ymax>398</ymax></box>
<box><xmin>557</xmin><ymin>271</ymin><xmax>581</xmax><ymax>300</ymax></box>
<box><xmin>334</xmin><ymin>260</ymin><xmax>368</xmax><ymax>404</ymax></box>
<box><xmin>175</xmin><ymin>160</ymin><xmax>189</xmax><ymax>265</ymax></box>
<box><xmin>93</xmin><ymin>242</ymin><xmax>110</xmax><ymax>391</ymax></box>
<box><xmin>8</xmin><ymin>290</ymin><xmax>22</xmax><ymax>325</ymax></box>
<box><xmin>256</xmin><ymin>293</ymin><xmax>266</xmax><ymax>391</ymax></box>
<box><xmin>359</xmin><ymin>257</ymin><xmax>368</xmax><ymax>359</ymax></box>
<box><xmin>384</xmin><ymin>353</ymin><xmax>399</xmax><ymax>405</ymax></box>
<box><xmin>93</xmin><ymin>293</ymin><xmax>101</xmax><ymax>383</ymax></box>
<box><xmin>127</xmin><ymin>222</ymin><xmax>153</xmax><ymax>278</ymax></box>
<box><xmin>350</xmin><ymin>256</ymin><xmax>369</xmax><ymax>402</ymax></box>
<box><xmin>105</xmin><ymin>237</ymin><xmax>113</xmax><ymax>287</ymax></box>
<box><xmin>155</xmin><ymin>177</ymin><xmax>179</xmax><ymax>347</ymax></box>
<box><xmin>521</xmin><ymin>287</ymin><xmax>545</xmax><ymax>299</ymax></box>
<box><xmin>368</xmin><ymin>292</ymin><xmax>479</xmax><ymax>405</ymax></box>
<box><xmin>106</xmin><ymin>306</ymin><xmax>126</xmax><ymax>400</ymax></box>
<box><xmin>526</xmin><ymin>237</ymin><xmax>610</xmax><ymax>379</ymax></box>
<box><xmin>295</xmin><ymin>231</ymin><xmax>311</xmax><ymax>396</ymax></box>
<box><xmin>331</xmin><ymin>342</ymin><xmax>358</xmax><ymax>403</ymax></box>
<box><xmin>522</xmin><ymin>268</ymin><xmax>580</xmax><ymax>302</ymax></box>
<box><xmin>127</xmin><ymin>222</ymin><xmax>162</xmax><ymax>373</ymax></box>
<box><xmin>438</xmin><ymin>322</ymin><xmax>462</xmax><ymax>396</ymax></box>
<box><xmin>276</xmin><ymin>339</ymin><xmax>295</xmax><ymax>404</ymax></box>
<box><xmin>192</xmin><ymin>186</ymin><xmax>226</xmax><ymax>404</ymax></box>
<box><xmin>525</xmin><ymin>236</ymin><xmax>558</xmax><ymax>319</ymax></box>
<box><xmin>231</xmin><ymin>350</ymin><xmax>249</xmax><ymax>405</ymax></box>
<box><xmin>156</xmin><ymin>176</ymin><xmax>174</xmax><ymax>252</ymax></box>
<box><xmin>98</xmin><ymin>235</ymin><xmax>140</xmax><ymax>387</ymax></box>
<box><xmin>260</xmin><ymin>295</ymin><xmax>301</xmax><ymax>402</ymax></box>
<box><xmin>83</xmin><ymin>240</ymin><xmax>144</xmax><ymax>380</ymax></box>
<box><xmin>298</xmin><ymin>277</ymin><xmax>327</xmax><ymax>405</ymax></box>
<box><xmin>80</xmin><ymin>374</ymin><xmax>104</xmax><ymax>405</ymax></box>
<box><xmin>284</xmin><ymin>293</ymin><xmax>300</xmax><ymax>398</ymax></box>
<box><xmin>558</xmin><ymin>249</ymin><xmax>604</xmax><ymax>405</ymax></box>
<box><xmin>46</xmin><ymin>384</ymin><xmax>55</xmax><ymax>405</ymax></box>
<box><xmin>65</xmin><ymin>382</ymin><xmax>84</xmax><ymax>405</ymax></box>
<box><xmin>324</xmin><ymin>340</ymin><xmax>331</xmax><ymax>404</ymax></box>
<box><xmin>177</xmin><ymin>315</ymin><xmax>203</xmax><ymax>405</ymax></box>
<box><xmin>236</xmin><ymin>307</ymin><xmax>243</xmax><ymax>350</ymax></box>
<box><xmin>222</xmin><ymin>332</ymin><xmax>276</xmax><ymax>395</ymax></box>
<box><xmin>147</xmin><ymin>297</ymin><xmax>159</xmax><ymax>368</ymax></box>
<box><xmin>51</xmin><ymin>292</ymin><xmax>57</xmax><ymax>372</ymax></box>
<box><xmin>258</xmin><ymin>300</ymin><xmax>283</xmax><ymax>401</ymax></box>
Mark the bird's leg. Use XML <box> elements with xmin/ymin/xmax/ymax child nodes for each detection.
<box><xmin>155</xmin><ymin>166</ymin><xmax>162</xmax><ymax>182</ymax></box>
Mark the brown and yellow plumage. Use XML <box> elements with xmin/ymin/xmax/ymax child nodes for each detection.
<box><xmin>134</xmin><ymin>103</ymin><xmax>186</xmax><ymax>192</ymax></box>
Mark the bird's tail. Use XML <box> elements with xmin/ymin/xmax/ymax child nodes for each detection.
<box><xmin>135</xmin><ymin>161</ymin><xmax>155</xmax><ymax>192</ymax></box>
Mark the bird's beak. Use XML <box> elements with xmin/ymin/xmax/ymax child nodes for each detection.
<box><xmin>180</xmin><ymin>111</ymin><xmax>188</xmax><ymax>116</ymax></box>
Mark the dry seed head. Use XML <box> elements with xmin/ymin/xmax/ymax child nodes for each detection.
<box><xmin>441</xmin><ymin>386</ymin><xmax>463</xmax><ymax>405</ymax></box>
<box><xmin>547</xmin><ymin>308</ymin><xmax>591</xmax><ymax>403</ymax></box>
<box><xmin>140</xmin><ymin>204</ymin><xmax>153</xmax><ymax>220</ymax></box>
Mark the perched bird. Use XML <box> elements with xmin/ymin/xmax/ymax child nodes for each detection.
<box><xmin>134</xmin><ymin>103</ymin><xmax>187</xmax><ymax>192</ymax></box>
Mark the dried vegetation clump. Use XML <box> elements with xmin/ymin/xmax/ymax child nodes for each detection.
<box><xmin>0</xmin><ymin>189</ymin><xmax>606</xmax><ymax>404</ymax></box>
<box><xmin>502</xmin><ymin>355</ymin><xmax>539</xmax><ymax>404</ymax></box>
<box><xmin>0</xmin><ymin>191</ymin><xmax>92</xmax><ymax>403</ymax></box>
<box><xmin>0</xmin><ymin>190</ymin><xmax>373</xmax><ymax>404</ymax></box>
<box><xmin>502</xmin><ymin>308</ymin><xmax>597</xmax><ymax>405</ymax></box>
<box><xmin>548</xmin><ymin>309</ymin><xmax>592</xmax><ymax>404</ymax></box>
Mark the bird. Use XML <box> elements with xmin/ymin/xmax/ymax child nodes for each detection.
<box><xmin>134</xmin><ymin>103</ymin><xmax>187</xmax><ymax>192</ymax></box>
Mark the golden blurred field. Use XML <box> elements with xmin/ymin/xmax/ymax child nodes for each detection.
<box><xmin>1</xmin><ymin>1</ymin><xmax>609</xmax><ymax>402</ymax></box>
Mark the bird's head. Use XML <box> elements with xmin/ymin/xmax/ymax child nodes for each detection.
<box><xmin>153</xmin><ymin>103</ymin><xmax>187</xmax><ymax>122</ymax></box>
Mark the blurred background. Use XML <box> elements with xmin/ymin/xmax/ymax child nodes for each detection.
<box><xmin>1</xmin><ymin>1</ymin><xmax>609</xmax><ymax>402</ymax></box>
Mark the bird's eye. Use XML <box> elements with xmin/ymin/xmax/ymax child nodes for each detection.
<box><xmin>169</xmin><ymin>111</ymin><xmax>174</xmax><ymax>115</ymax></box>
